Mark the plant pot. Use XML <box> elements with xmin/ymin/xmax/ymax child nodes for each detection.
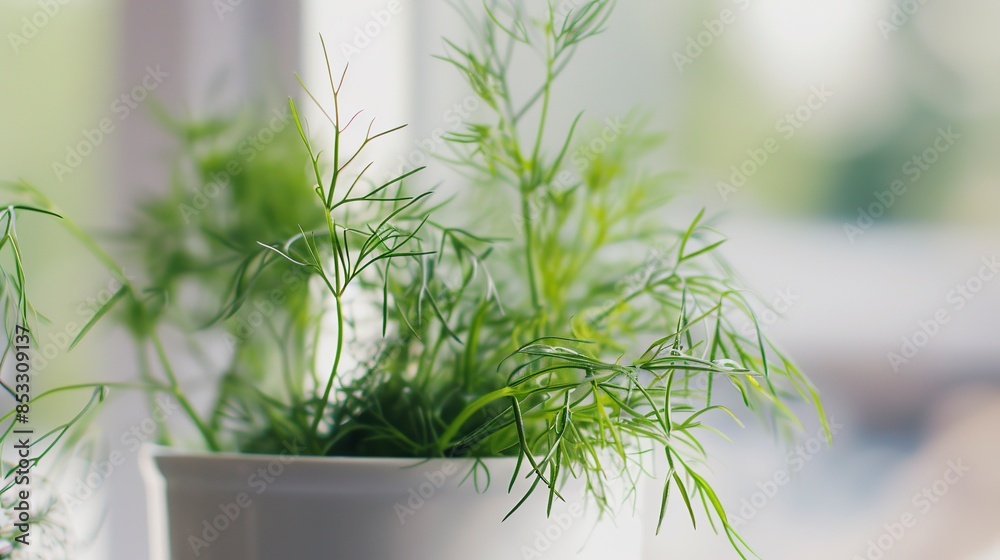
<box><xmin>141</xmin><ymin>445</ymin><xmax>642</xmax><ymax>560</ymax></box>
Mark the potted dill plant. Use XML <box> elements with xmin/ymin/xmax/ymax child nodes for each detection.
<box><xmin>0</xmin><ymin>193</ymin><xmax>107</xmax><ymax>560</ymax></box>
<box><xmin>57</xmin><ymin>1</ymin><xmax>826</xmax><ymax>559</ymax></box>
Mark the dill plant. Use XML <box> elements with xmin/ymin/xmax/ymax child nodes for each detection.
<box><xmin>420</xmin><ymin>1</ymin><xmax>829</xmax><ymax>553</ymax></box>
<box><xmin>45</xmin><ymin>1</ymin><xmax>829</xmax><ymax>557</ymax></box>
<box><xmin>0</xmin><ymin>189</ymin><xmax>107</xmax><ymax>560</ymax></box>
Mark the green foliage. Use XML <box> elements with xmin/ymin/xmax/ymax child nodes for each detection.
<box><xmin>49</xmin><ymin>2</ymin><xmax>829</xmax><ymax>557</ymax></box>
<box><xmin>0</xmin><ymin>186</ymin><xmax>107</xmax><ymax>559</ymax></box>
<box><xmin>429</xmin><ymin>3</ymin><xmax>828</xmax><ymax>554</ymax></box>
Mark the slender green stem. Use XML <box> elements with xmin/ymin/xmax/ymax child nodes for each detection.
<box><xmin>310</xmin><ymin>293</ymin><xmax>344</xmax><ymax>440</ymax></box>
<box><xmin>325</xmin><ymin>38</ymin><xmax>342</xmax><ymax>207</ymax></box>
<box><xmin>529</xmin><ymin>59</ymin><xmax>554</xmax><ymax>178</ymax></box>
<box><xmin>520</xmin><ymin>48</ymin><xmax>556</xmax><ymax>337</ymax></box>
<box><xmin>417</xmin><ymin>323</ymin><xmax>449</xmax><ymax>390</ymax></box>
<box><xmin>151</xmin><ymin>334</ymin><xmax>221</xmax><ymax>451</ymax></box>
<box><xmin>139</xmin><ymin>340</ymin><xmax>173</xmax><ymax>446</ymax></box>
<box><xmin>520</xmin><ymin>195</ymin><xmax>542</xmax><ymax>322</ymax></box>
<box><xmin>438</xmin><ymin>386</ymin><xmax>513</xmax><ymax>453</ymax></box>
<box><xmin>326</xmin><ymin>209</ymin><xmax>341</xmax><ymax>290</ymax></box>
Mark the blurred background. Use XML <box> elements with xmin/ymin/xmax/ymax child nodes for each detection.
<box><xmin>2</xmin><ymin>0</ymin><xmax>997</xmax><ymax>558</ymax></box>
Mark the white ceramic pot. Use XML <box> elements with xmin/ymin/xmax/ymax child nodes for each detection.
<box><xmin>142</xmin><ymin>446</ymin><xmax>642</xmax><ymax>560</ymax></box>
